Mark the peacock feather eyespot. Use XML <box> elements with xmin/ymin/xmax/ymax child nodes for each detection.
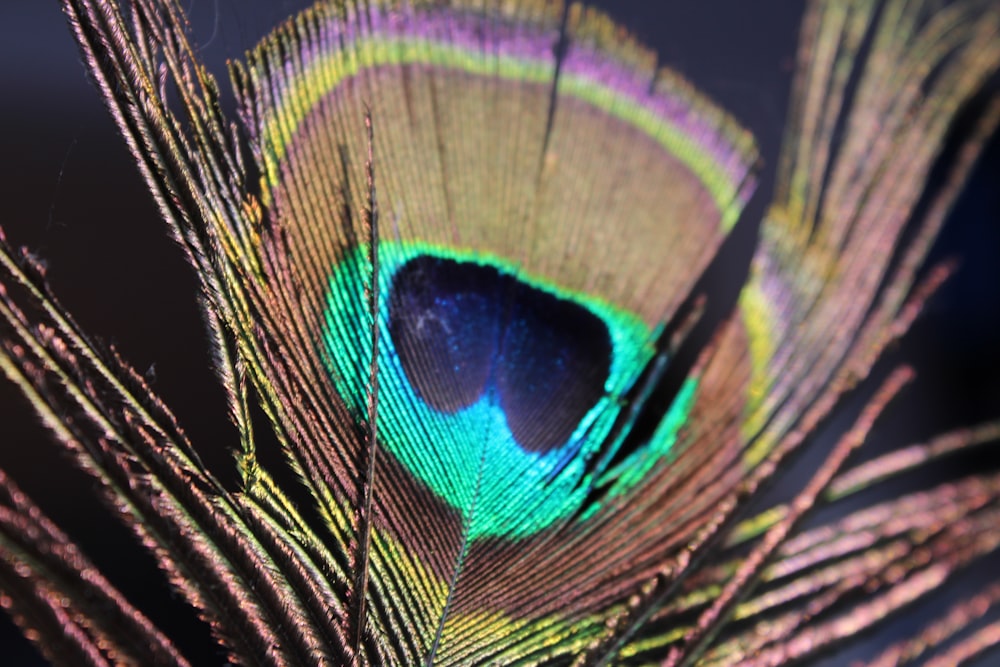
<box><xmin>0</xmin><ymin>0</ymin><xmax>999</xmax><ymax>665</ymax></box>
<box><xmin>323</xmin><ymin>241</ymin><xmax>661</xmax><ymax>540</ymax></box>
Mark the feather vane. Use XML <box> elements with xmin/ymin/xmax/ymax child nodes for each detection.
<box><xmin>0</xmin><ymin>0</ymin><xmax>999</xmax><ymax>664</ymax></box>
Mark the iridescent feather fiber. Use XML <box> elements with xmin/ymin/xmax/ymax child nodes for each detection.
<box><xmin>0</xmin><ymin>0</ymin><xmax>999</xmax><ymax>665</ymax></box>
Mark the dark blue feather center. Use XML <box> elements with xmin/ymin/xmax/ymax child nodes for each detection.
<box><xmin>388</xmin><ymin>255</ymin><xmax>612</xmax><ymax>453</ymax></box>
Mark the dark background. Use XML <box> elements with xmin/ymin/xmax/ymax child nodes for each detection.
<box><xmin>0</xmin><ymin>1</ymin><xmax>997</xmax><ymax>664</ymax></box>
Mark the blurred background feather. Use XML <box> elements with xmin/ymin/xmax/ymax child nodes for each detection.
<box><xmin>0</xmin><ymin>1</ymin><xmax>997</xmax><ymax>664</ymax></box>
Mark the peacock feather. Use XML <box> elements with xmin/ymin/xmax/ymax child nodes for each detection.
<box><xmin>0</xmin><ymin>0</ymin><xmax>999</xmax><ymax>664</ymax></box>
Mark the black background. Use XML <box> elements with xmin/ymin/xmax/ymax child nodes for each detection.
<box><xmin>0</xmin><ymin>2</ymin><xmax>997</xmax><ymax>664</ymax></box>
